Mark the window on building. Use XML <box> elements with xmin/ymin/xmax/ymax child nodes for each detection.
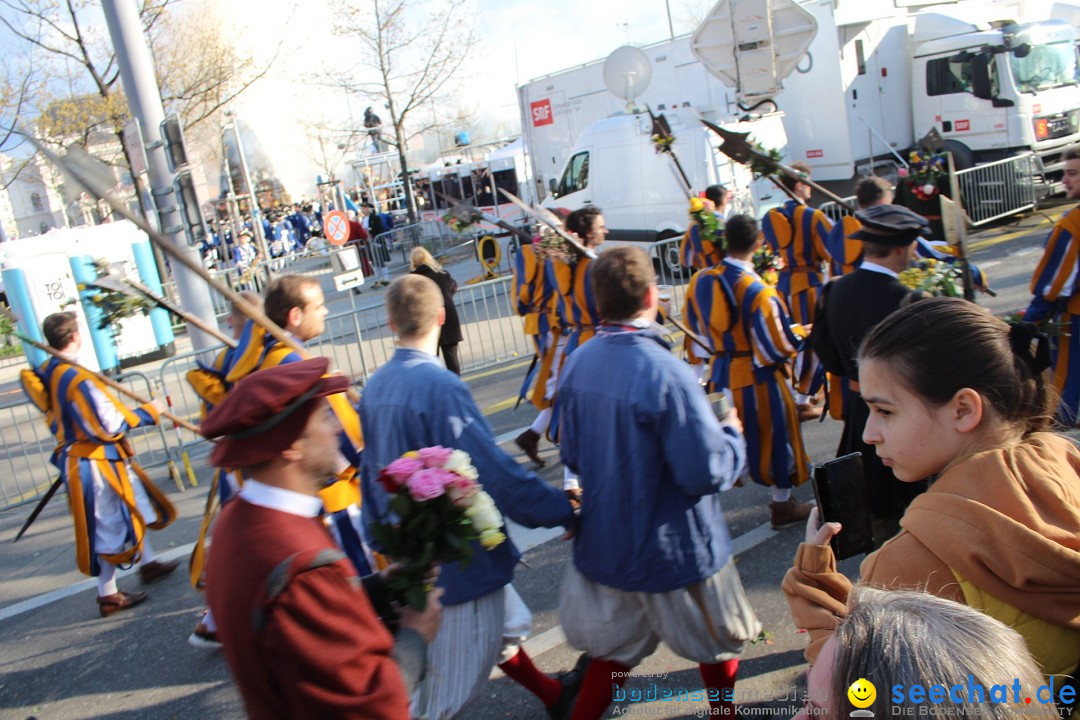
<box><xmin>31</xmin><ymin>192</ymin><xmax>42</xmax><ymax>211</ymax></box>
<box><xmin>855</xmin><ymin>39</ymin><xmax>866</xmax><ymax>76</ymax></box>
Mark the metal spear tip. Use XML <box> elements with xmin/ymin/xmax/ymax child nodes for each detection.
<box><xmin>700</xmin><ymin>119</ymin><xmax>754</xmax><ymax>163</ymax></box>
<box><xmin>87</xmin><ymin>274</ymin><xmax>138</xmax><ymax>296</ymax></box>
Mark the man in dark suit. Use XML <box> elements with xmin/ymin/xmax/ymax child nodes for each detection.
<box><xmin>811</xmin><ymin>204</ymin><xmax>930</xmax><ymax>546</ymax></box>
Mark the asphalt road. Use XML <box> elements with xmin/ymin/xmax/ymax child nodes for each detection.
<box><xmin>0</xmin><ymin>206</ymin><xmax>1064</xmax><ymax>720</ymax></box>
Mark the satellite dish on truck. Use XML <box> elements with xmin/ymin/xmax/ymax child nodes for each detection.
<box><xmin>603</xmin><ymin>46</ymin><xmax>652</xmax><ymax>111</ymax></box>
<box><xmin>691</xmin><ymin>0</ymin><xmax>817</xmax><ymax>107</ymax></box>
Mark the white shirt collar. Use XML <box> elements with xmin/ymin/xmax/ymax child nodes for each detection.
<box><xmin>860</xmin><ymin>261</ymin><xmax>899</xmax><ymax>279</ymax></box>
<box><xmin>604</xmin><ymin>317</ymin><xmax>652</xmax><ymax>328</ymax></box>
<box><xmin>725</xmin><ymin>256</ymin><xmax>756</xmax><ymax>274</ymax></box>
<box><xmin>239</xmin><ymin>480</ymin><xmax>323</xmax><ymax>518</ymax></box>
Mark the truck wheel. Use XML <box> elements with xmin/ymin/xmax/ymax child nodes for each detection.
<box><xmin>941</xmin><ymin>140</ymin><xmax>975</xmax><ymax>171</ymax></box>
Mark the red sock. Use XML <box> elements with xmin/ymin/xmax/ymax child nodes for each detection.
<box><xmin>498</xmin><ymin>648</ymin><xmax>563</xmax><ymax>707</ymax></box>
<box><xmin>699</xmin><ymin>659</ymin><xmax>739</xmax><ymax>715</ymax></box>
<box><xmin>572</xmin><ymin>658</ymin><xmax>631</xmax><ymax>720</ymax></box>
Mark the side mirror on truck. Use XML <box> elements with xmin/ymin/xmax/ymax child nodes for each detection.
<box><xmin>549</xmin><ymin>178</ymin><xmax>558</xmax><ymax>196</ymax></box>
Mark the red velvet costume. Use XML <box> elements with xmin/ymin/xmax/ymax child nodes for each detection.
<box><xmin>206</xmin><ymin>496</ymin><xmax>409</xmax><ymax>720</ymax></box>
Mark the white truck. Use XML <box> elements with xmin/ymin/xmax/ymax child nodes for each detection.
<box><xmin>517</xmin><ymin>0</ymin><xmax>1080</xmax><ymax>259</ymax></box>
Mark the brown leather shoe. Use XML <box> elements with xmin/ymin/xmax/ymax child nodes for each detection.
<box><xmin>138</xmin><ymin>558</ymin><xmax>180</xmax><ymax>585</ymax></box>
<box><xmin>97</xmin><ymin>590</ymin><xmax>148</xmax><ymax>617</ymax></box>
<box><xmin>515</xmin><ymin>429</ymin><xmax>546</xmax><ymax>467</ymax></box>
<box><xmin>797</xmin><ymin>403</ymin><xmax>823</xmax><ymax>422</ymax></box>
<box><xmin>770</xmin><ymin>497</ymin><xmax>813</xmax><ymax>529</ymax></box>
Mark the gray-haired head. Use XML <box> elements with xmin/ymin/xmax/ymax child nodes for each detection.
<box><xmin>829</xmin><ymin>587</ymin><xmax>1055</xmax><ymax>720</ymax></box>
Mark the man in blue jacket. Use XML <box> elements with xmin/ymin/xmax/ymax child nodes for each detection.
<box><xmin>556</xmin><ymin>246</ymin><xmax>761</xmax><ymax>720</ymax></box>
<box><xmin>359</xmin><ymin>274</ymin><xmax>582</xmax><ymax>720</ymax></box>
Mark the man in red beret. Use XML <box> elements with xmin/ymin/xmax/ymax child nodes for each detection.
<box><xmin>203</xmin><ymin>357</ymin><xmax>442</xmax><ymax>720</ymax></box>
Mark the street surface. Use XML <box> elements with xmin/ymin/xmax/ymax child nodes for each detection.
<box><xmin>0</xmin><ymin>205</ymin><xmax>1068</xmax><ymax>720</ymax></box>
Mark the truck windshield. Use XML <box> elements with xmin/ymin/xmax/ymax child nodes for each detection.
<box><xmin>1009</xmin><ymin>40</ymin><xmax>1080</xmax><ymax>92</ymax></box>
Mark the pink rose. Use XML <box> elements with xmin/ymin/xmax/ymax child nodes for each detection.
<box><xmin>406</xmin><ymin>468</ymin><xmax>448</xmax><ymax>501</ymax></box>
<box><xmin>384</xmin><ymin>457</ymin><xmax>424</xmax><ymax>488</ymax></box>
<box><xmin>445</xmin><ymin>474</ymin><xmax>479</xmax><ymax>507</ymax></box>
<box><xmin>897</xmin><ymin>167</ymin><xmax>909</xmax><ymax>178</ymax></box>
<box><xmin>417</xmin><ymin>446</ymin><xmax>453</xmax><ymax>468</ymax></box>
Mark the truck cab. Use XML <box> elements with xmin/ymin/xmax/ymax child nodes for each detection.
<box><xmin>913</xmin><ymin>16</ymin><xmax>1080</xmax><ymax>172</ymax></box>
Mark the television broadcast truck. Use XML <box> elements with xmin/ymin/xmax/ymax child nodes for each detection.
<box><xmin>518</xmin><ymin>0</ymin><xmax>1080</xmax><ymax>271</ymax></box>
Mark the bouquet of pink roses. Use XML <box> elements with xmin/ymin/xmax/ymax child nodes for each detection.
<box><xmin>370</xmin><ymin>445</ymin><xmax>507</xmax><ymax>610</ymax></box>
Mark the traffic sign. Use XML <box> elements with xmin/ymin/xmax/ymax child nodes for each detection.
<box><xmin>325</xmin><ymin>210</ymin><xmax>350</xmax><ymax>246</ymax></box>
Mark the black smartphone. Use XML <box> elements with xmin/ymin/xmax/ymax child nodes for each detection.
<box><xmin>811</xmin><ymin>452</ymin><xmax>874</xmax><ymax>560</ymax></box>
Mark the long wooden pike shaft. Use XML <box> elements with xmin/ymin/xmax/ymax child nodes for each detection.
<box><xmin>30</xmin><ymin>139</ymin><xmax>359</xmax><ymax>403</ymax></box>
<box><xmin>19</xmin><ymin>334</ymin><xmax>201</xmax><ymax>434</ymax></box>
<box><xmin>122</xmin><ymin>277</ymin><xmax>237</xmax><ymax>349</ymax></box>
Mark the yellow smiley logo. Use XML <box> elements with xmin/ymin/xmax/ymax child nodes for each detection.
<box><xmin>848</xmin><ymin>678</ymin><xmax>877</xmax><ymax>708</ymax></box>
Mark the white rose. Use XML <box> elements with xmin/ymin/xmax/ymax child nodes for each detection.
<box><xmin>922</xmin><ymin>183</ymin><xmax>935</xmax><ymax>195</ymax></box>
<box><xmin>466</xmin><ymin>491</ymin><xmax>503</xmax><ymax>530</ymax></box>
<box><xmin>444</xmin><ymin>449</ymin><xmax>473</xmax><ymax>473</ymax></box>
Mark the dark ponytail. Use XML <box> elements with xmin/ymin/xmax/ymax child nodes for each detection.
<box><xmin>858</xmin><ymin>297</ymin><xmax>1056</xmax><ymax>435</ymax></box>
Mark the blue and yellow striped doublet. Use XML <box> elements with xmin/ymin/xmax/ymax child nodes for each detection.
<box><xmin>225</xmin><ymin>321</ymin><xmax>375</xmax><ymax>574</ymax></box>
<box><xmin>680</xmin><ymin>219</ymin><xmax>724</xmax><ymax>271</ymax></box>
<box><xmin>20</xmin><ymin>358</ymin><xmax>176</xmax><ymax>577</ymax></box>
<box><xmin>548</xmin><ymin>255</ymin><xmax>600</xmax><ymax>357</ymax></box>
<box><xmin>762</xmin><ymin>200</ymin><xmax>833</xmax><ymax>323</ymax></box>
<box><xmin>684</xmin><ymin>259</ymin><xmax>811</xmax><ymax>488</ymax></box>
<box><xmin>763</xmin><ymin>200</ymin><xmax>832</xmax><ymax>396</ymax></box>
<box><xmin>513</xmin><ymin>243</ymin><xmax>560</xmax><ymax>409</ymax></box>
<box><xmin>545</xmin><ymin>254</ymin><xmax>600</xmax><ymax>441</ymax></box>
<box><xmin>1027</xmin><ymin>206</ymin><xmax>1080</xmax><ymax>424</ymax></box>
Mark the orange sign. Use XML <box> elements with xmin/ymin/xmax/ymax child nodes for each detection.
<box><xmin>325</xmin><ymin>210</ymin><xmax>350</xmax><ymax>246</ymax></box>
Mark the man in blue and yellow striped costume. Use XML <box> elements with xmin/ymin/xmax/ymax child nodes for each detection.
<box><xmin>1026</xmin><ymin>146</ymin><xmax>1080</xmax><ymax>425</ymax></box>
<box><xmin>762</xmin><ymin>162</ymin><xmax>833</xmax><ymax>418</ymax></box>
<box><xmin>684</xmin><ymin>215</ymin><xmax>813</xmax><ymax>529</ymax></box>
<box><xmin>511</xmin><ymin>238</ymin><xmax>560</xmax><ymax>467</ymax></box>
<box><xmin>20</xmin><ymin>312</ymin><xmax>178</xmax><ymax>617</ymax></box>
<box><xmin>546</xmin><ymin>207</ymin><xmax>607</xmax><ymax>501</ymax></box>
<box><xmin>221</xmin><ymin>275</ymin><xmax>376</xmax><ymax>577</ymax></box>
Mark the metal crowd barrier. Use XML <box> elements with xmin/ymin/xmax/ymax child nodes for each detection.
<box><xmin>0</xmin><ymin>370</ymin><xmax>177</xmax><ymax>510</ymax></box>
<box><xmin>819</xmin><ymin>197</ymin><xmax>857</xmax><ymax>224</ymax></box>
<box><xmin>159</xmin><ymin>249</ymin><xmax>336</xmax><ymax>325</ymax></box>
<box><xmin>956</xmin><ymin>153</ymin><xmax>1038</xmax><ymax>226</ymax></box>
<box><xmin>2</xmin><ymin>245</ymin><xmax>687</xmax><ymax>510</ymax></box>
<box><xmin>152</xmin><ymin>272</ymin><xmax>529</xmax><ymax>461</ymax></box>
<box><xmin>357</xmin><ymin>220</ymin><xmax>459</xmax><ymax>277</ymax></box>
<box><xmin>651</xmin><ymin>235</ymin><xmax>698</xmax><ymax>317</ymax></box>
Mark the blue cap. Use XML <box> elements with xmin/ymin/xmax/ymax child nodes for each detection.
<box><xmin>850</xmin><ymin>204</ymin><xmax>929</xmax><ymax>246</ymax></box>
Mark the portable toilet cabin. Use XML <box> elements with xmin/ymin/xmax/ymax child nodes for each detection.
<box><xmin>1</xmin><ymin>221</ymin><xmax>175</xmax><ymax>373</ymax></box>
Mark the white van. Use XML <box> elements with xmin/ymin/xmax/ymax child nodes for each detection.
<box><xmin>542</xmin><ymin>109</ymin><xmax>787</xmax><ymax>274</ymax></box>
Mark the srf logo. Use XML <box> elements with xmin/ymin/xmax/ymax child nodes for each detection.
<box><xmin>531</xmin><ymin>99</ymin><xmax>554</xmax><ymax>127</ymax></box>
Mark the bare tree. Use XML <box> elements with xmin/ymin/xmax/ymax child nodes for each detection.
<box><xmin>302</xmin><ymin>117</ymin><xmax>364</xmax><ymax>184</ymax></box>
<box><xmin>0</xmin><ymin>0</ymin><xmax>276</xmax><ymax>216</ymax></box>
<box><xmin>675</xmin><ymin>0</ymin><xmax>714</xmax><ymax>34</ymax></box>
<box><xmin>150</xmin><ymin>5</ymin><xmax>281</xmax><ymax>133</ymax></box>
<box><xmin>331</xmin><ymin>0</ymin><xmax>478</xmax><ymax>223</ymax></box>
<box><xmin>0</xmin><ymin>50</ymin><xmax>42</xmax><ymax>189</ymax></box>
